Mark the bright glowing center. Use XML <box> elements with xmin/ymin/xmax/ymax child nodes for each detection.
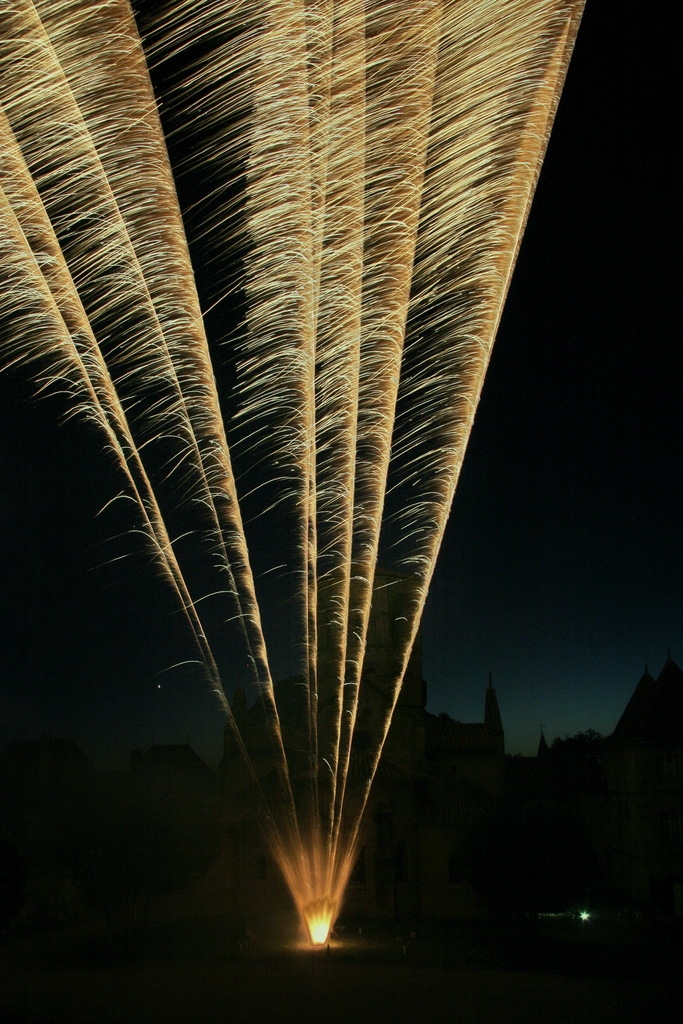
<box><xmin>302</xmin><ymin>896</ymin><xmax>336</xmax><ymax>945</ymax></box>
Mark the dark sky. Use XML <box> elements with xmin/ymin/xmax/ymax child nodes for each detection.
<box><xmin>1</xmin><ymin>1</ymin><xmax>678</xmax><ymax>766</ymax></box>
<box><xmin>423</xmin><ymin>0</ymin><xmax>679</xmax><ymax>751</ymax></box>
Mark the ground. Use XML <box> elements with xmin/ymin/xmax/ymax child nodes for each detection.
<box><xmin>1</xmin><ymin>913</ymin><xmax>680</xmax><ymax>1023</ymax></box>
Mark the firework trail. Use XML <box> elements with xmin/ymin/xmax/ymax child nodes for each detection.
<box><xmin>0</xmin><ymin>0</ymin><xmax>584</xmax><ymax>942</ymax></box>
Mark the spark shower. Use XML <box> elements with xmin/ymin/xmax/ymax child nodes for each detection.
<box><xmin>0</xmin><ymin>0</ymin><xmax>584</xmax><ymax>943</ymax></box>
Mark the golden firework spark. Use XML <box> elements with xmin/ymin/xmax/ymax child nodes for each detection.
<box><xmin>0</xmin><ymin>0</ymin><xmax>584</xmax><ymax>942</ymax></box>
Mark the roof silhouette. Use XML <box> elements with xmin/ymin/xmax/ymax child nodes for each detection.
<box><xmin>612</xmin><ymin>656</ymin><xmax>683</xmax><ymax>744</ymax></box>
<box><xmin>426</xmin><ymin>714</ymin><xmax>500</xmax><ymax>754</ymax></box>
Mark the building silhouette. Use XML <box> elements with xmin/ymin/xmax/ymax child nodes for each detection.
<box><xmin>220</xmin><ymin>573</ymin><xmax>506</xmax><ymax>926</ymax></box>
<box><xmin>606</xmin><ymin>655</ymin><xmax>683</xmax><ymax>919</ymax></box>
<box><xmin>3</xmin><ymin>655</ymin><xmax>682</xmax><ymax>932</ymax></box>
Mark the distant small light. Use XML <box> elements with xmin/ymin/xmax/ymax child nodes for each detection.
<box><xmin>579</xmin><ymin>910</ymin><xmax>590</xmax><ymax>921</ymax></box>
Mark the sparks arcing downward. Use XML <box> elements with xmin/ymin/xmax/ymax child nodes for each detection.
<box><xmin>0</xmin><ymin>0</ymin><xmax>584</xmax><ymax>943</ymax></box>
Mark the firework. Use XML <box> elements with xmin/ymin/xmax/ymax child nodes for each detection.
<box><xmin>0</xmin><ymin>0</ymin><xmax>584</xmax><ymax>942</ymax></box>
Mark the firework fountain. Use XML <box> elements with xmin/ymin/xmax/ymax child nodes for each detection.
<box><xmin>0</xmin><ymin>0</ymin><xmax>583</xmax><ymax>944</ymax></box>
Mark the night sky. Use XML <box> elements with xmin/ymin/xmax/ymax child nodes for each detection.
<box><xmin>1</xmin><ymin>1</ymin><xmax>678</xmax><ymax>767</ymax></box>
<box><xmin>424</xmin><ymin>0</ymin><xmax>679</xmax><ymax>750</ymax></box>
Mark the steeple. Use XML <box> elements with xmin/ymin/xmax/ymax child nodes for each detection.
<box><xmin>484</xmin><ymin>672</ymin><xmax>504</xmax><ymax>754</ymax></box>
